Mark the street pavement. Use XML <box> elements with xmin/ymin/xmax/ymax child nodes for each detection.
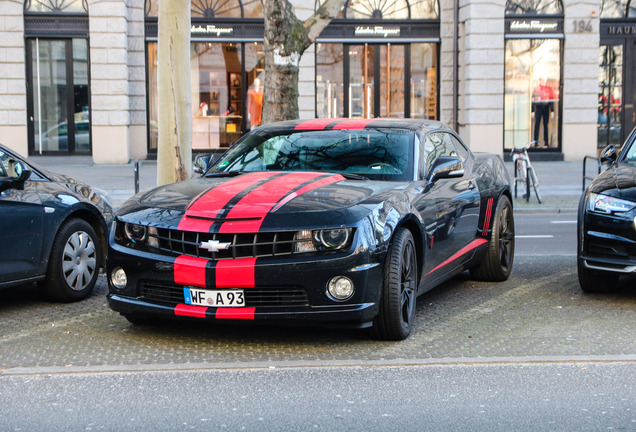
<box><xmin>27</xmin><ymin>154</ymin><xmax>592</xmax><ymax>212</ymax></box>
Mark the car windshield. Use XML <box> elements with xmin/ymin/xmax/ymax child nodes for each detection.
<box><xmin>210</xmin><ymin>129</ymin><xmax>414</xmax><ymax>181</ymax></box>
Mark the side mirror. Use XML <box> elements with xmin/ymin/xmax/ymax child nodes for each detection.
<box><xmin>193</xmin><ymin>154</ymin><xmax>213</xmax><ymax>175</ymax></box>
<box><xmin>599</xmin><ymin>145</ymin><xmax>617</xmax><ymax>165</ymax></box>
<box><xmin>427</xmin><ymin>156</ymin><xmax>464</xmax><ymax>183</ymax></box>
<box><xmin>0</xmin><ymin>159</ymin><xmax>31</xmax><ymax>192</ymax></box>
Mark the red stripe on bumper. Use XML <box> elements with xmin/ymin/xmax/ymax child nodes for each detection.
<box><xmin>215</xmin><ymin>307</ymin><xmax>256</xmax><ymax>319</ymax></box>
<box><xmin>175</xmin><ymin>304</ymin><xmax>208</xmax><ymax>318</ymax></box>
<box><xmin>178</xmin><ymin>172</ymin><xmax>279</xmax><ymax>232</ymax></box>
<box><xmin>219</xmin><ymin>172</ymin><xmax>324</xmax><ymax>233</ymax></box>
<box><xmin>174</xmin><ymin>255</ymin><xmax>208</xmax><ymax>287</ymax></box>
<box><xmin>425</xmin><ymin>238</ymin><xmax>488</xmax><ymax>276</ymax></box>
<box><xmin>332</xmin><ymin>119</ymin><xmax>378</xmax><ymax>130</ymax></box>
<box><xmin>215</xmin><ymin>257</ymin><xmax>257</xmax><ymax>288</ymax></box>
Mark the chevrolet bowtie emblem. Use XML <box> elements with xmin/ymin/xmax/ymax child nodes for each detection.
<box><xmin>199</xmin><ymin>239</ymin><xmax>231</xmax><ymax>253</ymax></box>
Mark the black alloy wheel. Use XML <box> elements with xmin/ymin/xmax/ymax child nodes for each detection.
<box><xmin>373</xmin><ymin>228</ymin><xmax>418</xmax><ymax>341</ymax></box>
<box><xmin>471</xmin><ymin>196</ymin><xmax>515</xmax><ymax>281</ymax></box>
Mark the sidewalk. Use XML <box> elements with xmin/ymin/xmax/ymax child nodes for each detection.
<box><xmin>28</xmin><ymin>155</ymin><xmax>589</xmax><ymax>212</ymax></box>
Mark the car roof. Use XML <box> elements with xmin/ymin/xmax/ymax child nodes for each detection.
<box><xmin>253</xmin><ymin>118</ymin><xmax>452</xmax><ymax>134</ymax></box>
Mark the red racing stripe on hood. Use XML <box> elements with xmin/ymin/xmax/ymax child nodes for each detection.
<box><xmin>218</xmin><ymin>172</ymin><xmax>329</xmax><ymax>233</ymax></box>
<box><xmin>272</xmin><ymin>173</ymin><xmax>345</xmax><ymax>211</ymax></box>
<box><xmin>178</xmin><ymin>172</ymin><xmax>279</xmax><ymax>232</ymax></box>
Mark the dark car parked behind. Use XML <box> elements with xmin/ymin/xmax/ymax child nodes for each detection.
<box><xmin>578</xmin><ymin>128</ymin><xmax>636</xmax><ymax>292</ymax></box>
<box><xmin>0</xmin><ymin>144</ymin><xmax>114</xmax><ymax>301</ymax></box>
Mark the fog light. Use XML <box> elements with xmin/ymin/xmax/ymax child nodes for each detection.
<box><xmin>327</xmin><ymin>276</ymin><xmax>354</xmax><ymax>301</ymax></box>
<box><xmin>110</xmin><ymin>267</ymin><xmax>127</xmax><ymax>290</ymax></box>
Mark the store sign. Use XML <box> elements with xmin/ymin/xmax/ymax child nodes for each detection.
<box><xmin>509</xmin><ymin>20</ymin><xmax>559</xmax><ymax>33</ymax></box>
<box><xmin>354</xmin><ymin>26</ymin><xmax>400</xmax><ymax>38</ymax></box>
<box><xmin>606</xmin><ymin>25</ymin><xmax>636</xmax><ymax>35</ymax></box>
<box><xmin>191</xmin><ymin>24</ymin><xmax>233</xmax><ymax>36</ymax></box>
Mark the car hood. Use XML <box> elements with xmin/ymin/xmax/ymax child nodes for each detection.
<box><xmin>118</xmin><ymin>172</ymin><xmax>406</xmax><ymax>228</ymax></box>
<box><xmin>589</xmin><ymin>162</ymin><xmax>636</xmax><ymax>201</ymax></box>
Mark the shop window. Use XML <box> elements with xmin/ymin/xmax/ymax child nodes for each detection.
<box><xmin>504</xmin><ymin>0</ymin><xmax>563</xmax><ymax>152</ymax></box>
<box><xmin>411</xmin><ymin>43</ymin><xmax>437</xmax><ymax>120</ymax></box>
<box><xmin>147</xmin><ymin>41</ymin><xmax>265</xmax><ymax>151</ymax></box>
<box><xmin>598</xmin><ymin>45</ymin><xmax>624</xmax><ymax>149</ymax></box>
<box><xmin>600</xmin><ymin>0</ymin><xmax>636</xmax><ymax>18</ymax></box>
<box><xmin>316</xmin><ymin>44</ymin><xmax>344</xmax><ymax>118</ymax></box>
<box><xmin>145</xmin><ymin>0</ymin><xmax>262</xmax><ymax>18</ymax></box>
<box><xmin>24</xmin><ymin>0</ymin><xmax>87</xmax><ymax>13</ymax></box>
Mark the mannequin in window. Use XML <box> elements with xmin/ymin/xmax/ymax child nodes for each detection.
<box><xmin>531</xmin><ymin>76</ymin><xmax>555</xmax><ymax>147</ymax></box>
<box><xmin>248</xmin><ymin>78</ymin><xmax>264</xmax><ymax>129</ymax></box>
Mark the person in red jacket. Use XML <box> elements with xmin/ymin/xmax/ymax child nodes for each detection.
<box><xmin>532</xmin><ymin>76</ymin><xmax>555</xmax><ymax>147</ymax></box>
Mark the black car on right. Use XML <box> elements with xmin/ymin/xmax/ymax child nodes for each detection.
<box><xmin>578</xmin><ymin>129</ymin><xmax>636</xmax><ymax>292</ymax></box>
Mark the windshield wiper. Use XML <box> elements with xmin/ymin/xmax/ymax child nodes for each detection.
<box><xmin>204</xmin><ymin>171</ymin><xmax>246</xmax><ymax>178</ymax></box>
<box><xmin>339</xmin><ymin>172</ymin><xmax>369</xmax><ymax>181</ymax></box>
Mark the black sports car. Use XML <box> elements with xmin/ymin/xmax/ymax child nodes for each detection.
<box><xmin>578</xmin><ymin>128</ymin><xmax>636</xmax><ymax>292</ymax></box>
<box><xmin>107</xmin><ymin>119</ymin><xmax>514</xmax><ymax>340</ymax></box>
<box><xmin>0</xmin><ymin>144</ymin><xmax>114</xmax><ymax>301</ymax></box>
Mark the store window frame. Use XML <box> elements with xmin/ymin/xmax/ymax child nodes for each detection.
<box><xmin>24</xmin><ymin>0</ymin><xmax>91</xmax><ymax>156</ymax></box>
<box><xmin>504</xmin><ymin>0</ymin><xmax>564</xmax><ymax>154</ymax></box>
<box><xmin>314</xmin><ymin>0</ymin><xmax>440</xmax><ymax>120</ymax></box>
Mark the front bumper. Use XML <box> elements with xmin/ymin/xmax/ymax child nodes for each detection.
<box><xmin>580</xmin><ymin>209</ymin><xmax>636</xmax><ymax>274</ymax></box>
<box><xmin>106</xmin><ymin>239</ymin><xmax>384</xmax><ymax>328</ymax></box>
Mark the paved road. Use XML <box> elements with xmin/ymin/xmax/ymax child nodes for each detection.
<box><xmin>2</xmin><ymin>362</ymin><xmax>636</xmax><ymax>431</ymax></box>
<box><xmin>2</xmin><ymin>211</ymin><xmax>636</xmax><ymax>430</ymax></box>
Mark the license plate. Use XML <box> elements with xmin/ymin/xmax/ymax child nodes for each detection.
<box><xmin>184</xmin><ymin>288</ymin><xmax>245</xmax><ymax>307</ymax></box>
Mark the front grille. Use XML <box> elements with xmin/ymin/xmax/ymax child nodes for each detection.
<box><xmin>152</xmin><ymin>229</ymin><xmax>298</xmax><ymax>260</ymax></box>
<box><xmin>139</xmin><ymin>282</ymin><xmax>310</xmax><ymax>307</ymax></box>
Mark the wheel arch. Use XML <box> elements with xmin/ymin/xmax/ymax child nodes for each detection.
<box><xmin>393</xmin><ymin>215</ymin><xmax>425</xmax><ymax>287</ymax></box>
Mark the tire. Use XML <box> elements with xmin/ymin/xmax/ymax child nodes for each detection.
<box><xmin>471</xmin><ymin>196</ymin><xmax>515</xmax><ymax>282</ymax></box>
<box><xmin>372</xmin><ymin>228</ymin><xmax>418</xmax><ymax>341</ymax></box>
<box><xmin>528</xmin><ymin>167</ymin><xmax>543</xmax><ymax>204</ymax></box>
<box><xmin>513</xmin><ymin>162</ymin><xmax>519</xmax><ymax>198</ymax></box>
<box><xmin>577</xmin><ymin>258</ymin><xmax>618</xmax><ymax>293</ymax></box>
<box><xmin>525</xmin><ymin>166</ymin><xmax>531</xmax><ymax>202</ymax></box>
<box><xmin>42</xmin><ymin>218</ymin><xmax>101</xmax><ymax>302</ymax></box>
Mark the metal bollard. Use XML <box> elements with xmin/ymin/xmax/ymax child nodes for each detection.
<box><xmin>133</xmin><ymin>160</ymin><xmax>139</xmax><ymax>194</ymax></box>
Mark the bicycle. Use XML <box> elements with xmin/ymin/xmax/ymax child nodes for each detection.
<box><xmin>511</xmin><ymin>141</ymin><xmax>542</xmax><ymax>204</ymax></box>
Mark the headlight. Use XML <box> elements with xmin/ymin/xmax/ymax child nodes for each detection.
<box><xmin>123</xmin><ymin>222</ymin><xmax>158</xmax><ymax>247</ymax></box>
<box><xmin>294</xmin><ymin>228</ymin><xmax>352</xmax><ymax>253</ymax></box>
<box><xmin>588</xmin><ymin>193</ymin><xmax>636</xmax><ymax>214</ymax></box>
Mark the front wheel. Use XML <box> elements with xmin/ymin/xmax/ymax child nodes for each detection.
<box><xmin>471</xmin><ymin>196</ymin><xmax>515</xmax><ymax>281</ymax></box>
<box><xmin>41</xmin><ymin>218</ymin><xmax>101</xmax><ymax>302</ymax></box>
<box><xmin>373</xmin><ymin>228</ymin><xmax>418</xmax><ymax>341</ymax></box>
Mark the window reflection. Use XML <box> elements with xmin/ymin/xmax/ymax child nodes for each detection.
<box><xmin>145</xmin><ymin>0</ymin><xmax>262</xmax><ymax>17</ymax></box>
<box><xmin>505</xmin><ymin>0</ymin><xmax>563</xmax><ymax>15</ymax></box>
<box><xmin>316</xmin><ymin>44</ymin><xmax>344</xmax><ymax>118</ymax></box>
<box><xmin>600</xmin><ymin>0</ymin><xmax>636</xmax><ymax>18</ymax></box>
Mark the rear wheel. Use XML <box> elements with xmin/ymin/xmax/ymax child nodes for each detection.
<box><xmin>42</xmin><ymin>218</ymin><xmax>101</xmax><ymax>302</ymax></box>
<box><xmin>471</xmin><ymin>196</ymin><xmax>515</xmax><ymax>281</ymax></box>
<box><xmin>373</xmin><ymin>228</ymin><xmax>418</xmax><ymax>341</ymax></box>
<box><xmin>577</xmin><ymin>258</ymin><xmax>618</xmax><ymax>293</ymax></box>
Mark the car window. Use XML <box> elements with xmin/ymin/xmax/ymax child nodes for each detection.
<box><xmin>625</xmin><ymin>139</ymin><xmax>636</xmax><ymax>164</ymax></box>
<box><xmin>448</xmin><ymin>134</ymin><xmax>469</xmax><ymax>161</ymax></box>
<box><xmin>0</xmin><ymin>151</ymin><xmax>8</xmax><ymax>177</ymax></box>
<box><xmin>423</xmin><ymin>132</ymin><xmax>461</xmax><ymax>176</ymax></box>
<box><xmin>212</xmin><ymin>129</ymin><xmax>415</xmax><ymax>181</ymax></box>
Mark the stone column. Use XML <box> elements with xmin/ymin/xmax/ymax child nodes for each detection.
<box><xmin>0</xmin><ymin>0</ymin><xmax>27</xmax><ymax>156</ymax></box>
<box><xmin>454</xmin><ymin>0</ymin><xmax>506</xmax><ymax>155</ymax></box>
<box><xmin>562</xmin><ymin>0</ymin><xmax>599</xmax><ymax>161</ymax></box>
<box><xmin>89</xmin><ymin>0</ymin><xmax>145</xmax><ymax>164</ymax></box>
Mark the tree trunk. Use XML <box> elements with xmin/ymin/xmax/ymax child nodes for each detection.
<box><xmin>157</xmin><ymin>0</ymin><xmax>192</xmax><ymax>185</ymax></box>
<box><xmin>261</xmin><ymin>0</ymin><xmax>345</xmax><ymax>124</ymax></box>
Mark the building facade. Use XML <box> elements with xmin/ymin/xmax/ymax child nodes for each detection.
<box><xmin>0</xmin><ymin>0</ymin><xmax>627</xmax><ymax>163</ymax></box>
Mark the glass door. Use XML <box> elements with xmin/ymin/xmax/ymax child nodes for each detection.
<box><xmin>598</xmin><ymin>44</ymin><xmax>624</xmax><ymax>150</ymax></box>
<box><xmin>346</xmin><ymin>43</ymin><xmax>407</xmax><ymax>119</ymax></box>
<box><xmin>26</xmin><ymin>38</ymin><xmax>91</xmax><ymax>155</ymax></box>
